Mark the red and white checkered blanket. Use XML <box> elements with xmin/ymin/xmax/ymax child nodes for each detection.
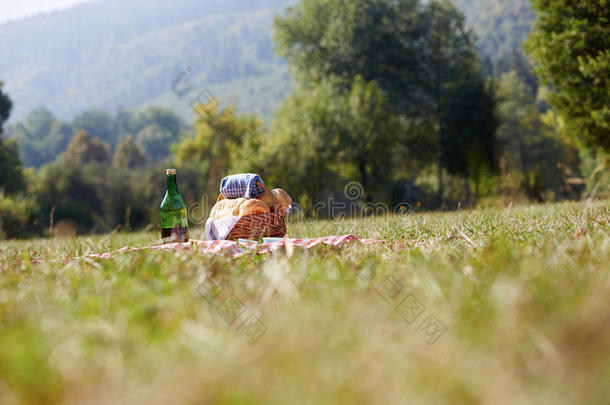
<box><xmin>34</xmin><ymin>235</ymin><xmax>381</xmax><ymax>263</ymax></box>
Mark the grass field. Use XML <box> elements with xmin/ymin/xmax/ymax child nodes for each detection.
<box><xmin>1</xmin><ymin>201</ymin><xmax>609</xmax><ymax>404</ymax></box>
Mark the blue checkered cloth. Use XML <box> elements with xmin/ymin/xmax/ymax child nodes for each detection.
<box><xmin>220</xmin><ymin>173</ymin><xmax>266</xmax><ymax>199</ymax></box>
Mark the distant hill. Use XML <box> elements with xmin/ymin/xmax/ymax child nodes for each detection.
<box><xmin>452</xmin><ymin>0</ymin><xmax>535</xmax><ymax>61</ymax></box>
<box><xmin>0</xmin><ymin>0</ymin><xmax>535</xmax><ymax>125</ymax></box>
<box><xmin>0</xmin><ymin>0</ymin><xmax>293</xmax><ymax>123</ymax></box>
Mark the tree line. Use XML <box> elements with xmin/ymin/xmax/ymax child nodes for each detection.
<box><xmin>0</xmin><ymin>0</ymin><xmax>608</xmax><ymax>238</ymax></box>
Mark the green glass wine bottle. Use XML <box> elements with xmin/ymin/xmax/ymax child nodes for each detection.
<box><xmin>160</xmin><ymin>168</ymin><xmax>189</xmax><ymax>242</ymax></box>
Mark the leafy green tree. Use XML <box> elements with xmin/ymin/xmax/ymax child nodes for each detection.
<box><xmin>116</xmin><ymin>108</ymin><xmax>145</xmax><ymax>138</ymax></box>
<box><xmin>143</xmin><ymin>106</ymin><xmax>185</xmax><ymax>137</ymax></box>
<box><xmin>174</xmin><ymin>101</ymin><xmax>262</xmax><ymax>200</ymax></box>
<box><xmin>114</xmin><ymin>135</ymin><xmax>145</xmax><ymax>169</ymax></box>
<box><xmin>0</xmin><ymin>139</ymin><xmax>25</xmax><ymax>194</ymax></box>
<box><xmin>0</xmin><ymin>82</ymin><xmax>25</xmax><ymax>194</ymax></box>
<box><xmin>135</xmin><ymin>125</ymin><xmax>175</xmax><ymax>161</ymax></box>
<box><xmin>274</xmin><ymin>0</ymin><xmax>425</xmax><ymax>115</ymax></box>
<box><xmin>335</xmin><ymin>76</ymin><xmax>406</xmax><ymax>201</ymax></box>
<box><xmin>34</xmin><ymin>160</ymin><xmax>101</xmax><ymax>231</ymax></box>
<box><xmin>6</xmin><ymin>106</ymin><xmax>186</xmax><ymax>169</ymax></box>
<box><xmin>43</xmin><ymin>121</ymin><xmax>74</xmax><ymax>160</ymax></box>
<box><xmin>0</xmin><ymin>81</ymin><xmax>32</xmax><ymax>236</ymax></box>
<box><xmin>440</xmin><ymin>77</ymin><xmax>497</xmax><ymax>198</ymax></box>
<box><xmin>0</xmin><ymin>194</ymin><xmax>39</xmax><ymax>239</ymax></box>
<box><xmin>24</xmin><ymin>107</ymin><xmax>55</xmax><ymax>139</ymax></box>
<box><xmin>33</xmin><ymin>158</ymin><xmax>154</xmax><ymax>234</ymax></box>
<box><xmin>416</xmin><ymin>0</ymin><xmax>495</xmax><ymax>201</ymax></box>
<box><xmin>494</xmin><ymin>51</ymin><xmax>538</xmax><ymax>97</ymax></box>
<box><xmin>250</xmin><ymin>81</ymin><xmax>344</xmax><ymax>210</ymax></box>
<box><xmin>0</xmin><ymin>81</ymin><xmax>10</xmax><ymax>130</ymax></box>
<box><xmin>496</xmin><ymin>71</ymin><xmax>581</xmax><ymax>201</ymax></box>
<box><xmin>274</xmin><ymin>0</ymin><xmax>495</xmax><ymax>203</ymax></box>
<box><xmin>6</xmin><ymin>107</ymin><xmax>55</xmax><ymax>166</ymax></box>
<box><xmin>130</xmin><ymin>107</ymin><xmax>185</xmax><ymax>162</ymax></box>
<box><xmin>526</xmin><ymin>0</ymin><xmax>610</xmax><ymax>151</ymax></box>
<box><xmin>72</xmin><ymin>110</ymin><xmax>118</xmax><ymax>148</ymax></box>
<box><xmin>249</xmin><ymin>76</ymin><xmax>405</xmax><ymax>210</ymax></box>
<box><xmin>5</xmin><ymin>107</ymin><xmax>75</xmax><ymax>167</ymax></box>
<box><xmin>63</xmin><ymin>130</ymin><xmax>111</xmax><ymax>164</ymax></box>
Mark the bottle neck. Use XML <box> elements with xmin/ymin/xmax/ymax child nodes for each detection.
<box><xmin>166</xmin><ymin>174</ymin><xmax>178</xmax><ymax>195</ymax></box>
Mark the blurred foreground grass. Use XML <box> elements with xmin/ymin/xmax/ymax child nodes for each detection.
<box><xmin>0</xmin><ymin>201</ymin><xmax>609</xmax><ymax>404</ymax></box>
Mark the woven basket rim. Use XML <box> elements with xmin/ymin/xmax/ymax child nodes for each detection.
<box><xmin>226</xmin><ymin>211</ymin><xmax>286</xmax><ymax>240</ymax></box>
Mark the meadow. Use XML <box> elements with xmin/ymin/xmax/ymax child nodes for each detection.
<box><xmin>0</xmin><ymin>201</ymin><xmax>609</xmax><ymax>404</ymax></box>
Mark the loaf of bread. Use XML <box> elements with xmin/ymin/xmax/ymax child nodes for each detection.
<box><xmin>254</xmin><ymin>181</ymin><xmax>278</xmax><ymax>211</ymax></box>
<box><xmin>257</xmin><ymin>191</ymin><xmax>278</xmax><ymax>211</ymax></box>
<box><xmin>238</xmin><ymin>199</ymin><xmax>270</xmax><ymax>216</ymax></box>
<box><xmin>272</xmin><ymin>188</ymin><xmax>292</xmax><ymax>212</ymax></box>
<box><xmin>209</xmin><ymin>198</ymin><xmax>247</xmax><ymax>219</ymax></box>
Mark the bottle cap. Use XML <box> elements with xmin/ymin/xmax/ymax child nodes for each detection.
<box><xmin>166</xmin><ymin>168</ymin><xmax>176</xmax><ymax>175</ymax></box>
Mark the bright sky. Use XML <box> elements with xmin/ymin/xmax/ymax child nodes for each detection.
<box><xmin>0</xmin><ymin>0</ymin><xmax>93</xmax><ymax>24</ymax></box>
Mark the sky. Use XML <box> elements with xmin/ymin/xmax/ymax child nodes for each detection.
<box><xmin>0</xmin><ymin>0</ymin><xmax>93</xmax><ymax>24</ymax></box>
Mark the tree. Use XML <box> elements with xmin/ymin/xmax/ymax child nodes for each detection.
<box><xmin>0</xmin><ymin>82</ymin><xmax>32</xmax><ymax>238</ymax></box>
<box><xmin>274</xmin><ymin>0</ymin><xmax>425</xmax><ymax>115</ymax></box>
<box><xmin>249</xmin><ymin>76</ymin><xmax>405</xmax><ymax>210</ymax></box>
<box><xmin>0</xmin><ymin>139</ymin><xmax>25</xmax><ymax>194</ymax></box>
<box><xmin>63</xmin><ymin>130</ymin><xmax>111</xmax><ymax>164</ymax></box>
<box><xmin>135</xmin><ymin>125</ymin><xmax>175</xmax><ymax>161</ymax></box>
<box><xmin>526</xmin><ymin>0</ymin><xmax>610</xmax><ymax>151</ymax></box>
<box><xmin>173</xmin><ymin>101</ymin><xmax>262</xmax><ymax>200</ymax></box>
<box><xmin>494</xmin><ymin>51</ymin><xmax>538</xmax><ymax>97</ymax></box>
<box><xmin>0</xmin><ymin>81</ymin><xmax>10</xmax><ymax>131</ymax></box>
<box><xmin>274</xmin><ymin>0</ymin><xmax>495</xmax><ymax>203</ymax></box>
<box><xmin>72</xmin><ymin>110</ymin><xmax>118</xmax><ymax>148</ymax></box>
<box><xmin>5</xmin><ymin>107</ymin><xmax>75</xmax><ymax>167</ymax></box>
<box><xmin>114</xmin><ymin>135</ymin><xmax>145</xmax><ymax>169</ymax></box>
<box><xmin>253</xmin><ymin>79</ymin><xmax>348</xmax><ymax>209</ymax></box>
<box><xmin>143</xmin><ymin>106</ymin><xmax>185</xmax><ymax>136</ymax></box>
<box><xmin>440</xmin><ymin>77</ymin><xmax>497</xmax><ymax>198</ymax></box>
<box><xmin>5</xmin><ymin>107</ymin><xmax>54</xmax><ymax>167</ymax></box>
<box><xmin>416</xmin><ymin>0</ymin><xmax>494</xmax><ymax>201</ymax></box>
<box><xmin>128</xmin><ymin>107</ymin><xmax>186</xmax><ymax>163</ymax></box>
<box><xmin>0</xmin><ymin>82</ymin><xmax>25</xmax><ymax>194</ymax></box>
<box><xmin>34</xmin><ymin>160</ymin><xmax>101</xmax><ymax>231</ymax></box>
<box><xmin>496</xmin><ymin>71</ymin><xmax>581</xmax><ymax>201</ymax></box>
<box><xmin>335</xmin><ymin>76</ymin><xmax>407</xmax><ymax>201</ymax></box>
<box><xmin>116</xmin><ymin>108</ymin><xmax>144</xmax><ymax>138</ymax></box>
<box><xmin>43</xmin><ymin>121</ymin><xmax>74</xmax><ymax>161</ymax></box>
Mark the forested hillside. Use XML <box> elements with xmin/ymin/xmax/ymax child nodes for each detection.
<box><xmin>0</xmin><ymin>0</ymin><xmax>293</xmax><ymax>123</ymax></box>
<box><xmin>452</xmin><ymin>0</ymin><xmax>535</xmax><ymax>61</ymax></box>
<box><xmin>1</xmin><ymin>0</ymin><xmax>535</xmax><ymax>126</ymax></box>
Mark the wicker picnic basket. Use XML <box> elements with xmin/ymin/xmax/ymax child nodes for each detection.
<box><xmin>226</xmin><ymin>211</ymin><xmax>286</xmax><ymax>239</ymax></box>
<box><xmin>218</xmin><ymin>181</ymin><xmax>287</xmax><ymax>240</ymax></box>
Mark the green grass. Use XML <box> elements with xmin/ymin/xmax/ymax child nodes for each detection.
<box><xmin>1</xmin><ymin>201</ymin><xmax>609</xmax><ymax>404</ymax></box>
